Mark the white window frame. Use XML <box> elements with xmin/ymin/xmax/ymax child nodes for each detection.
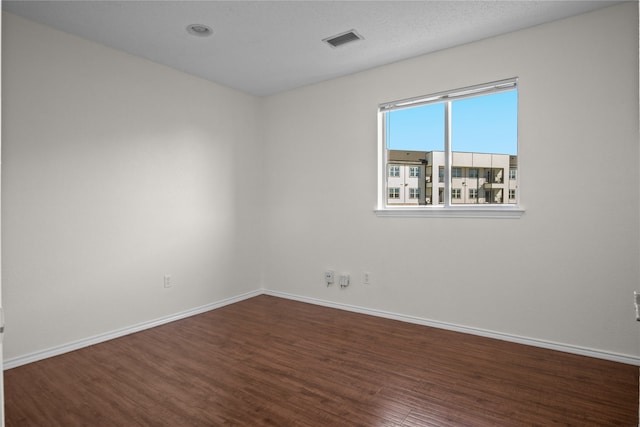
<box><xmin>376</xmin><ymin>78</ymin><xmax>524</xmax><ymax>219</ymax></box>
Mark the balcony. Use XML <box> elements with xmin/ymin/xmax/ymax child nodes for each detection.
<box><xmin>483</xmin><ymin>182</ymin><xmax>505</xmax><ymax>189</ymax></box>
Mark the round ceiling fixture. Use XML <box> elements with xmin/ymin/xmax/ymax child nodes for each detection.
<box><xmin>186</xmin><ymin>24</ymin><xmax>213</xmax><ymax>37</ymax></box>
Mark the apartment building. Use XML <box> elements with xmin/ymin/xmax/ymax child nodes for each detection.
<box><xmin>387</xmin><ymin>150</ymin><xmax>518</xmax><ymax>205</ymax></box>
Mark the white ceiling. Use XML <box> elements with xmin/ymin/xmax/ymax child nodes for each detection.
<box><xmin>2</xmin><ymin>0</ymin><xmax>623</xmax><ymax>96</ymax></box>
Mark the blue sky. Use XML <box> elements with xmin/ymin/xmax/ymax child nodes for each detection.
<box><xmin>386</xmin><ymin>90</ymin><xmax>518</xmax><ymax>155</ymax></box>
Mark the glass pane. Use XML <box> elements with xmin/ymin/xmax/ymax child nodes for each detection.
<box><xmin>385</xmin><ymin>103</ymin><xmax>445</xmax><ymax>151</ymax></box>
<box><xmin>385</xmin><ymin>103</ymin><xmax>444</xmax><ymax>206</ymax></box>
<box><xmin>450</xmin><ymin>90</ymin><xmax>518</xmax><ymax>204</ymax></box>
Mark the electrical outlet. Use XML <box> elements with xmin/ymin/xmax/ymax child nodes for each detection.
<box><xmin>164</xmin><ymin>274</ymin><xmax>172</xmax><ymax>288</ymax></box>
<box><xmin>363</xmin><ymin>271</ymin><xmax>371</xmax><ymax>285</ymax></box>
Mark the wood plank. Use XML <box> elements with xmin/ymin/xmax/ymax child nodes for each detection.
<box><xmin>5</xmin><ymin>295</ymin><xmax>638</xmax><ymax>426</ymax></box>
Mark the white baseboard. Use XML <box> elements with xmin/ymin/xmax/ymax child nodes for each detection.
<box><xmin>3</xmin><ymin>289</ymin><xmax>263</xmax><ymax>370</ymax></box>
<box><xmin>6</xmin><ymin>288</ymin><xmax>639</xmax><ymax>369</ymax></box>
<box><xmin>263</xmin><ymin>289</ymin><xmax>640</xmax><ymax>366</ymax></box>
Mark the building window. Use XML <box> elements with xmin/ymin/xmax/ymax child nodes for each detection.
<box><xmin>509</xmin><ymin>189</ymin><xmax>516</xmax><ymax>200</ymax></box>
<box><xmin>409</xmin><ymin>188</ymin><xmax>420</xmax><ymax>199</ymax></box>
<box><xmin>378</xmin><ymin>78</ymin><xmax>522</xmax><ymax>217</ymax></box>
<box><xmin>509</xmin><ymin>169</ymin><xmax>517</xmax><ymax>180</ymax></box>
<box><xmin>388</xmin><ymin>188</ymin><xmax>400</xmax><ymax>199</ymax></box>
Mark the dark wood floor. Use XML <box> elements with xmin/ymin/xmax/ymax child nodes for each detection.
<box><xmin>5</xmin><ymin>295</ymin><xmax>638</xmax><ymax>426</ymax></box>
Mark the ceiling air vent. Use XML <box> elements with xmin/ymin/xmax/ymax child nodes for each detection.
<box><xmin>323</xmin><ymin>30</ymin><xmax>363</xmax><ymax>48</ymax></box>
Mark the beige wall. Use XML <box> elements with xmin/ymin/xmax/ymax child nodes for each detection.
<box><xmin>2</xmin><ymin>2</ymin><xmax>639</xmax><ymax>364</ymax></box>
<box><xmin>2</xmin><ymin>12</ymin><xmax>264</xmax><ymax>360</ymax></box>
<box><xmin>262</xmin><ymin>3</ymin><xmax>639</xmax><ymax>358</ymax></box>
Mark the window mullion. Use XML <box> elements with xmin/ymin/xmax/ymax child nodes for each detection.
<box><xmin>444</xmin><ymin>101</ymin><xmax>452</xmax><ymax>208</ymax></box>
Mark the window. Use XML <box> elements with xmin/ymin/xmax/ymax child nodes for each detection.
<box><xmin>388</xmin><ymin>188</ymin><xmax>400</xmax><ymax>199</ymax></box>
<box><xmin>378</xmin><ymin>78</ymin><xmax>522</xmax><ymax>218</ymax></box>
<box><xmin>409</xmin><ymin>188</ymin><xmax>420</xmax><ymax>199</ymax></box>
<box><xmin>509</xmin><ymin>189</ymin><xmax>516</xmax><ymax>200</ymax></box>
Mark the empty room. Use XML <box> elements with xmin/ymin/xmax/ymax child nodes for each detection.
<box><xmin>2</xmin><ymin>1</ymin><xmax>639</xmax><ymax>425</ymax></box>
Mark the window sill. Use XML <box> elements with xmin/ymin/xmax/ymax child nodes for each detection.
<box><xmin>374</xmin><ymin>206</ymin><xmax>525</xmax><ymax>219</ymax></box>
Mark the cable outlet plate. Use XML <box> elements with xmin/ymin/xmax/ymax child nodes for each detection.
<box><xmin>339</xmin><ymin>273</ymin><xmax>350</xmax><ymax>288</ymax></box>
<box><xmin>324</xmin><ymin>270</ymin><xmax>335</xmax><ymax>286</ymax></box>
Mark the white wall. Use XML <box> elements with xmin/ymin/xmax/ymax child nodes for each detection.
<box><xmin>2</xmin><ymin>3</ymin><xmax>638</xmax><ymax>365</ymax></box>
<box><xmin>262</xmin><ymin>3</ymin><xmax>640</xmax><ymax>358</ymax></box>
<box><xmin>1</xmin><ymin>13</ymin><xmax>263</xmax><ymax>360</ymax></box>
